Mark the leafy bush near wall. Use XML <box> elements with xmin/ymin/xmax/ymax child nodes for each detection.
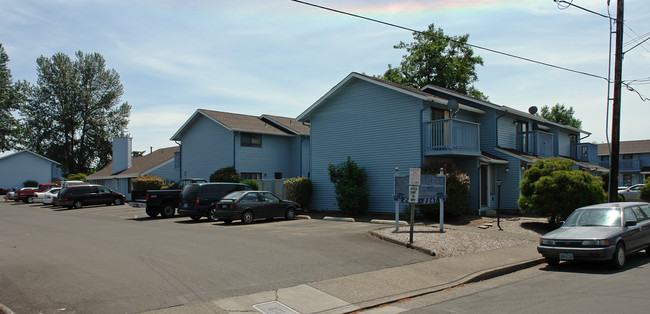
<box><xmin>241</xmin><ymin>179</ymin><xmax>259</xmax><ymax>190</ymax></box>
<box><xmin>67</xmin><ymin>173</ymin><xmax>87</xmax><ymax>181</ymax></box>
<box><xmin>23</xmin><ymin>180</ymin><xmax>38</xmax><ymax>187</ymax></box>
<box><xmin>210</xmin><ymin>166</ymin><xmax>240</xmax><ymax>183</ymax></box>
<box><xmin>132</xmin><ymin>174</ymin><xmax>164</xmax><ymax>191</ymax></box>
<box><xmin>328</xmin><ymin>157</ymin><xmax>369</xmax><ymax>215</ymax></box>
<box><xmin>417</xmin><ymin>161</ymin><xmax>470</xmax><ymax>219</ymax></box>
<box><xmin>284</xmin><ymin>177</ymin><xmax>313</xmax><ymax>209</ymax></box>
<box><xmin>640</xmin><ymin>177</ymin><xmax>650</xmax><ymax>202</ymax></box>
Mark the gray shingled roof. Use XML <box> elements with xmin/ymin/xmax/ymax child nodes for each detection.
<box><xmin>87</xmin><ymin>146</ymin><xmax>179</xmax><ymax>179</ymax></box>
<box><xmin>597</xmin><ymin>140</ymin><xmax>650</xmax><ymax>156</ymax></box>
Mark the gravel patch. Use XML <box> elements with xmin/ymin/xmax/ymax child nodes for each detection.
<box><xmin>370</xmin><ymin>216</ymin><xmax>549</xmax><ymax>258</ymax></box>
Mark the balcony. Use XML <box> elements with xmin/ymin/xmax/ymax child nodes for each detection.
<box><xmin>516</xmin><ymin>130</ymin><xmax>554</xmax><ymax>157</ymax></box>
<box><xmin>423</xmin><ymin>119</ymin><xmax>481</xmax><ymax>156</ymax></box>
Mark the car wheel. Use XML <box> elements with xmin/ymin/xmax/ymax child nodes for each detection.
<box><xmin>145</xmin><ymin>208</ymin><xmax>159</xmax><ymax>218</ymax></box>
<box><xmin>27</xmin><ymin>196</ymin><xmax>34</xmax><ymax>204</ymax></box>
<box><xmin>545</xmin><ymin>257</ymin><xmax>560</xmax><ymax>266</ymax></box>
<box><xmin>611</xmin><ymin>243</ymin><xmax>626</xmax><ymax>269</ymax></box>
<box><xmin>646</xmin><ymin>247</ymin><xmax>650</xmax><ymax>257</ymax></box>
<box><xmin>285</xmin><ymin>207</ymin><xmax>296</xmax><ymax>220</ymax></box>
<box><xmin>113</xmin><ymin>198</ymin><xmax>123</xmax><ymax>206</ymax></box>
<box><xmin>73</xmin><ymin>200</ymin><xmax>83</xmax><ymax>209</ymax></box>
<box><xmin>160</xmin><ymin>204</ymin><xmax>175</xmax><ymax>218</ymax></box>
<box><xmin>207</xmin><ymin>207</ymin><xmax>219</xmax><ymax>222</ymax></box>
<box><xmin>241</xmin><ymin>210</ymin><xmax>254</xmax><ymax>224</ymax></box>
<box><xmin>190</xmin><ymin>215</ymin><xmax>201</xmax><ymax>221</ymax></box>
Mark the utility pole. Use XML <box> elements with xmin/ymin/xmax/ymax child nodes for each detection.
<box><xmin>608</xmin><ymin>0</ymin><xmax>624</xmax><ymax>202</ymax></box>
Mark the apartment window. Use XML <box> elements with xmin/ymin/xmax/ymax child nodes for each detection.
<box><xmin>241</xmin><ymin>172</ymin><xmax>262</xmax><ymax>180</ymax></box>
<box><xmin>241</xmin><ymin>133</ymin><xmax>262</xmax><ymax>147</ymax></box>
<box><xmin>274</xmin><ymin>172</ymin><xmax>283</xmax><ymax>179</ymax></box>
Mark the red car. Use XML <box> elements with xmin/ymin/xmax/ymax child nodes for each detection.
<box><xmin>17</xmin><ymin>183</ymin><xmax>60</xmax><ymax>203</ymax></box>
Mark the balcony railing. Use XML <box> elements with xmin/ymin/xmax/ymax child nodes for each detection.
<box><xmin>516</xmin><ymin>130</ymin><xmax>554</xmax><ymax>157</ymax></box>
<box><xmin>598</xmin><ymin>159</ymin><xmax>641</xmax><ymax>172</ymax></box>
<box><xmin>423</xmin><ymin>119</ymin><xmax>480</xmax><ymax>156</ymax></box>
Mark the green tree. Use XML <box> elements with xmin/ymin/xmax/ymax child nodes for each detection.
<box><xmin>67</xmin><ymin>173</ymin><xmax>87</xmax><ymax>181</ymax></box>
<box><xmin>377</xmin><ymin>23</ymin><xmax>487</xmax><ymax>100</ymax></box>
<box><xmin>640</xmin><ymin>177</ymin><xmax>650</xmax><ymax>202</ymax></box>
<box><xmin>328</xmin><ymin>156</ymin><xmax>369</xmax><ymax>215</ymax></box>
<box><xmin>19</xmin><ymin>51</ymin><xmax>130</xmax><ymax>174</ymax></box>
<box><xmin>210</xmin><ymin>166</ymin><xmax>240</xmax><ymax>183</ymax></box>
<box><xmin>518</xmin><ymin>158</ymin><xmax>605</xmax><ymax>225</ymax></box>
<box><xmin>540</xmin><ymin>104</ymin><xmax>582</xmax><ymax>129</ymax></box>
<box><xmin>0</xmin><ymin>43</ymin><xmax>26</xmax><ymax>152</ymax></box>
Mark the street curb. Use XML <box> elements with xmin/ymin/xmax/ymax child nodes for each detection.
<box><xmin>347</xmin><ymin>257</ymin><xmax>546</xmax><ymax>313</ymax></box>
<box><xmin>0</xmin><ymin>303</ymin><xmax>14</xmax><ymax>314</ymax></box>
<box><xmin>296</xmin><ymin>215</ymin><xmax>311</xmax><ymax>220</ymax></box>
<box><xmin>323</xmin><ymin>216</ymin><xmax>356</xmax><ymax>222</ymax></box>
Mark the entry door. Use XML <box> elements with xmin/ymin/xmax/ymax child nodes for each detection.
<box><xmin>480</xmin><ymin>166</ymin><xmax>488</xmax><ymax>207</ymax></box>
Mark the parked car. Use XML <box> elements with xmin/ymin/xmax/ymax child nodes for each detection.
<box><xmin>210</xmin><ymin>190</ymin><xmax>301</xmax><ymax>224</ymax></box>
<box><xmin>17</xmin><ymin>183</ymin><xmax>60</xmax><ymax>203</ymax></box>
<box><xmin>5</xmin><ymin>190</ymin><xmax>16</xmax><ymax>201</ymax></box>
<box><xmin>56</xmin><ymin>184</ymin><xmax>126</xmax><ymax>209</ymax></box>
<box><xmin>129</xmin><ymin>178</ymin><xmax>207</xmax><ymax>218</ymax></box>
<box><xmin>618</xmin><ymin>184</ymin><xmax>645</xmax><ymax>201</ymax></box>
<box><xmin>177</xmin><ymin>182</ymin><xmax>252</xmax><ymax>221</ymax></box>
<box><xmin>33</xmin><ymin>187</ymin><xmax>62</xmax><ymax>204</ymax></box>
<box><xmin>61</xmin><ymin>180</ymin><xmax>86</xmax><ymax>187</ymax></box>
<box><xmin>537</xmin><ymin>202</ymin><xmax>650</xmax><ymax>269</ymax></box>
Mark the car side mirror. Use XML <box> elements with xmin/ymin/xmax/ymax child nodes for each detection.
<box><xmin>625</xmin><ymin>220</ymin><xmax>637</xmax><ymax>227</ymax></box>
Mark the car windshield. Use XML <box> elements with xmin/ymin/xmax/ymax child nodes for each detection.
<box><xmin>222</xmin><ymin>191</ymin><xmax>246</xmax><ymax>200</ymax></box>
<box><xmin>563</xmin><ymin>208</ymin><xmax>621</xmax><ymax>227</ymax></box>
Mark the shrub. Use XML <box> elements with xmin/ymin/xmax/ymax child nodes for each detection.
<box><xmin>328</xmin><ymin>156</ymin><xmax>369</xmax><ymax>215</ymax></box>
<box><xmin>67</xmin><ymin>173</ymin><xmax>87</xmax><ymax>181</ymax></box>
<box><xmin>210</xmin><ymin>166</ymin><xmax>240</xmax><ymax>183</ymax></box>
<box><xmin>284</xmin><ymin>177</ymin><xmax>313</xmax><ymax>209</ymax></box>
<box><xmin>518</xmin><ymin>158</ymin><xmax>605</xmax><ymax>224</ymax></box>
<box><xmin>417</xmin><ymin>162</ymin><xmax>470</xmax><ymax>219</ymax></box>
<box><xmin>640</xmin><ymin>177</ymin><xmax>650</xmax><ymax>202</ymax></box>
<box><xmin>166</xmin><ymin>181</ymin><xmax>179</xmax><ymax>190</ymax></box>
<box><xmin>23</xmin><ymin>180</ymin><xmax>38</xmax><ymax>187</ymax></box>
<box><xmin>132</xmin><ymin>174</ymin><xmax>164</xmax><ymax>191</ymax></box>
<box><xmin>241</xmin><ymin>179</ymin><xmax>259</xmax><ymax>190</ymax></box>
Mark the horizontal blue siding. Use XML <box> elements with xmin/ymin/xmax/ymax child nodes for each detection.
<box><xmin>235</xmin><ymin>134</ymin><xmax>293</xmax><ymax>178</ymax></box>
<box><xmin>0</xmin><ymin>152</ymin><xmax>58</xmax><ymax>188</ymax></box>
<box><xmin>181</xmin><ymin>116</ymin><xmax>233</xmax><ymax>180</ymax></box>
<box><xmin>309</xmin><ymin>79</ymin><xmax>423</xmax><ymax>213</ymax></box>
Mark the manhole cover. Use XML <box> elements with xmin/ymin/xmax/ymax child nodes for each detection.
<box><xmin>252</xmin><ymin>301</ymin><xmax>300</xmax><ymax>314</ymax></box>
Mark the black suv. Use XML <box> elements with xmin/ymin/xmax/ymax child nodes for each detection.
<box><xmin>177</xmin><ymin>182</ymin><xmax>252</xmax><ymax>221</ymax></box>
<box><xmin>57</xmin><ymin>184</ymin><xmax>126</xmax><ymax>209</ymax></box>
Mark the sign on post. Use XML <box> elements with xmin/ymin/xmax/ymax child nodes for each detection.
<box><xmin>409</xmin><ymin>168</ymin><xmax>421</xmax><ymax>186</ymax></box>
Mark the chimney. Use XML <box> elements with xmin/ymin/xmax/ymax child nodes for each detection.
<box><xmin>112</xmin><ymin>137</ymin><xmax>132</xmax><ymax>174</ymax></box>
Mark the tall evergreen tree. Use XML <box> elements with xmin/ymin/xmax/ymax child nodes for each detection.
<box><xmin>20</xmin><ymin>51</ymin><xmax>130</xmax><ymax>174</ymax></box>
<box><xmin>540</xmin><ymin>103</ymin><xmax>582</xmax><ymax>129</ymax></box>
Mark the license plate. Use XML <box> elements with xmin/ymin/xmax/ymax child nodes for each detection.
<box><xmin>559</xmin><ymin>253</ymin><xmax>574</xmax><ymax>261</ymax></box>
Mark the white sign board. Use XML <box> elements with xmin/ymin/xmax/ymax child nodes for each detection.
<box><xmin>408</xmin><ymin>185</ymin><xmax>420</xmax><ymax>203</ymax></box>
<box><xmin>409</xmin><ymin>168</ymin><xmax>421</xmax><ymax>186</ymax></box>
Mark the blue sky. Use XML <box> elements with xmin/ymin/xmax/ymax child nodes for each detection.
<box><xmin>1</xmin><ymin>0</ymin><xmax>649</xmax><ymax>154</ymax></box>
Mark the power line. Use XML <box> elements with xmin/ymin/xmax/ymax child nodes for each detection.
<box><xmin>291</xmin><ymin>0</ymin><xmax>609</xmax><ymax>82</ymax></box>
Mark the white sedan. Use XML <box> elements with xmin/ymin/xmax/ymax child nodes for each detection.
<box><xmin>33</xmin><ymin>188</ymin><xmax>62</xmax><ymax>204</ymax></box>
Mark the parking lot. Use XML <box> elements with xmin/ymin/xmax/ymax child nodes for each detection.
<box><xmin>0</xmin><ymin>200</ymin><xmax>432</xmax><ymax>313</ymax></box>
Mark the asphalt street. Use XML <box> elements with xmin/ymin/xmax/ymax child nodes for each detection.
<box><xmin>0</xmin><ymin>201</ymin><xmax>431</xmax><ymax>313</ymax></box>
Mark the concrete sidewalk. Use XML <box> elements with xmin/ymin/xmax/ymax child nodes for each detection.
<box><xmin>144</xmin><ymin>223</ymin><xmax>544</xmax><ymax>314</ymax></box>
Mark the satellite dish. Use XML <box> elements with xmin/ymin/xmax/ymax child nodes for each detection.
<box><xmin>447</xmin><ymin>99</ymin><xmax>459</xmax><ymax>111</ymax></box>
<box><xmin>528</xmin><ymin>106</ymin><xmax>538</xmax><ymax>115</ymax></box>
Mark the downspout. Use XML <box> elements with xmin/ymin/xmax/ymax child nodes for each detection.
<box><xmin>233</xmin><ymin>131</ymin><xmax>238</xmax><ymax>168</ymax></box>
<box><xmin>174</xmin><ymin>140</ymin><xmax>182</xmax><ymax>179</ymax></box>
<box><xmin>420</xmin><ymin>100</ymin><xmax>434</xmax><ymax>166</ymax></box>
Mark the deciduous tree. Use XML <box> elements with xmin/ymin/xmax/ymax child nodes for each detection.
<box><xmin>540</xmin><ymin>103</ymin><xmax>582</xmax><ymax>129</ymax></box>
<box><xmin>20</xmin><ymin>51</ymin><xmax>130</xmax><ymax>174</ymax></box>
<box><xmin>377</xmin><ymin>23</ymin><xmax>487</xmax><ymax>100</ymax></box>
<box><xmin>0</xmin><ymin>43</ymin><xmax>25</xmax><ymax>152</ymax></box>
